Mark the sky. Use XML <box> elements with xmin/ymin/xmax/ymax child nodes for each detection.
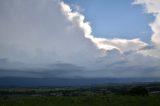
<box><xmin>0</xmin><ymin>0</ymin><xmax>160</xmax><ymax>78</ymax></box>
<box><xmin>64</xmin><ymin>0</ymin><xmax>154</xmax><ymax>43</ymax></box>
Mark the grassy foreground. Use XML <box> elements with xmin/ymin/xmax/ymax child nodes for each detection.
<box><xmin>0</xmin><ymin>95</ymin><xmax>160</xmax><ymax>106</ymax></box>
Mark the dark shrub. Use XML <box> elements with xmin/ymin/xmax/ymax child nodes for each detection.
<box><xmin>128</xmin><ymin>86</ymin><xmax>148</xmax><ymax>96</ymax></box>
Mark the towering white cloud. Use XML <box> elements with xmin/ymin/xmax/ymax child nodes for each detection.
<box><xmin>134</xmin><ymin>0</ymin><xmax>160</xmax><ymax>45</ymax></box>
<box><xmin>0</xmin><ymin>0</ymin><xmax>102</xmax><ymax>69</ymax></box>
<box><xmin>134</xmin><ymin>0</ymin><xmax>160</xmax><ymax>58</ymax></box>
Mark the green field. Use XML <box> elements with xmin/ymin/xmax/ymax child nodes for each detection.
<box><xmin>1</xmin><ymin>95</ymin><xmax>160</xmax><ymax>106</ymax></box>
<box><xmin>1</xmin><ymin>83</ymin><xmax>160</xmax><ymax>106</ymax></box>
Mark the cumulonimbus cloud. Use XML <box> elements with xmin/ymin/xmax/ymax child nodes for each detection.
<box><xmin>0</xmin><ymin>0</ymin><xmax>160</xmax><ymax>78</ymax></box>
<box><xmin>134</xmin><ymin>0</ymin><xmax>160</xmax><ymax>58</ymax></box>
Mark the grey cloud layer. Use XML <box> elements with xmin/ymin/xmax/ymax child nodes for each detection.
<box><xmin>0</xmin><ymin>0</ymin><xmax>160</xmax><ymax>78</ymax></box>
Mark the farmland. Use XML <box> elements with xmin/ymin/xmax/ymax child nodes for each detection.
<box><xmin>0</xmin><ymin>83</ymin><xmax>160</xmax><ymax>106</ymax></box>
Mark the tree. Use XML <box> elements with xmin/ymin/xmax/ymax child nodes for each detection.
<box><xmin>128</xmin><ymin>86</ymin><xmax>148</xmax><ymax>96</ymax></box>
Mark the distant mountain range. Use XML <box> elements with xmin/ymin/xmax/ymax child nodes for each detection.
<box><xmin>0</xmin><ymin>77</ymin><xmax>160</xmax><ymax>87</ymax></box>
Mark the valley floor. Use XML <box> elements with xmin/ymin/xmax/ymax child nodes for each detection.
<box><xmin>1</xmin><ymin>95</ymin><xmax>160</xmax><ymax>106</ymax></box>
